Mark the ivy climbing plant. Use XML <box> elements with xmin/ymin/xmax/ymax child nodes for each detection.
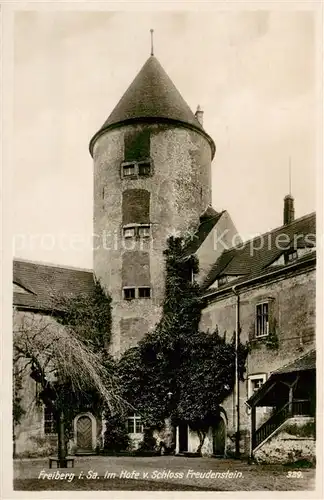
<box><xmin>118</xmin><ymin>236</ymin><xmax>248</xmax><ymax>454</ymax></box>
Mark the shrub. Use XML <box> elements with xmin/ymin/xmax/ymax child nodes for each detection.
<box><xmin>103</xmin><ymin>412</ymin><xmax>130</xmax><ymax>453</ymax></box>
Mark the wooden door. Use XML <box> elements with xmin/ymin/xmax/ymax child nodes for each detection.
<box><xmin>212</xmin><ymin>418</ymin><xmax>225</xmax><ymax>457</ymax></box>
<box><xmin>178</xmin><ymin>423</ymin><xmax>188</xmax><ymax>452</ymax></box>
<box><xmin>77</xmin><ymin>416</ymin><xmax>93</xmax><ymax>450</ymax></box>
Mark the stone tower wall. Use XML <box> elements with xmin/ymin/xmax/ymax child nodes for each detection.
<box><xmin>93</xmin><ymin>122</ymin><xmax>212</xmax><ymax>357</ymax></box>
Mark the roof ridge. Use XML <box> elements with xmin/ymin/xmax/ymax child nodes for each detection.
<box><xmin>219</xmin><ymin>212</ymin><xmax>316</xmax><ymax>255</ymax></box>
<box><xmin>13</xmin><ymin>257</ymin><xmax>93</xmax><ymax>273</ymax></box>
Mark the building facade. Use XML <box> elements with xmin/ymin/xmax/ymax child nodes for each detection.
<box><xmin>178</xmin><ymin>210</ymin><xmax>316</xmax><ymax>462</ymax></box>
<box><xmin>12</xmin><ymin>51</ymin><xmax>316</xmax><ymax>462</ymax></box>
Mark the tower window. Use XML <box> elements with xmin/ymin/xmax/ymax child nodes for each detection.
<box><xmin>123</xmin><ymin>163</ymin><xmax>136</xmax><ymax>177</ymax></box>
<box><xmin>138</xmin><ymin>225</ymin><xmax>150</xmax><ymax>238</ymax></box>
<box><xmin>138</xmin><ymin>287</ymin><xmax>151</xmax><ymax>299</ymax></box>
<box><xmin>121</xmin><ymin>161</ymin><xmax>152</xmax><ymax>179</ymax></box>
<box><xmin>138</xmin><ymin>161</ymin><xmax>151</xmax><ymax>177</ymax></box>
<box><xmin>123</xmin><ymin>227</ymin><xmax>136</xmax><ymax>238</ymax></box>
<box><xmin>123</xmin><ymin>288</ymin><xmax>136</xmax><ymax>300</ymax></box>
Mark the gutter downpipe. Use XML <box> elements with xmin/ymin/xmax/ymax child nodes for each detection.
<box><xmin>232</xmin><ymin>284</ymin><xmax>240</xmax><ymax>458</ymax></box>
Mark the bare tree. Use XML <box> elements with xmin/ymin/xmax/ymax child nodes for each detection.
<box><xmin>13</xmin><ymin>309</ymin><xmax>125</xmax><ymax>464</ymax></box>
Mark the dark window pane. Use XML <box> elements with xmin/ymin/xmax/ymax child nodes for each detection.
<box><xmin>127</xmin><ymin>419</ymin><xmax>135</xmax><ymax>433</ymax></box>
<box><xmin>135</xmin><ymin>420</ymin><xmax>143</xmax><ymax>433</ymax></box>
<box><xmin>138</xmin><ymin>162</ymin><xmax>151</xmax><ymax>176</ymax></box>
<box><xmin>124</xmin><ymin>288</ymin><xmax>135</xmax><ymax>300</ymax></box>
<box><xmin>138</xmin><ymin>287</ymin><xmax>151</xmax><ymax>298</ymax></box>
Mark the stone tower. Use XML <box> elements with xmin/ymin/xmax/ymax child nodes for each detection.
<box><xmin>89</xmin><ymin>55</ymin><xmax>215</xmax><ymax>357</ymax></box>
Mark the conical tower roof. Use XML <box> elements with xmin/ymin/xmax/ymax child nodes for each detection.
<box><xmin>89</xmin><ymin>56</ymin><xmax>215</xmax><ymax>157</ymax></box>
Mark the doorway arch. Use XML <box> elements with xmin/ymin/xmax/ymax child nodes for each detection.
<box><xmin>73</xmin><ymin>413</ymin><xmax>96</xmax><ymax>451</ymax></box>
<box><xmin>212</xmin><ymin>414</ymin><xmax>226</xmax><ymax>457</ymax></box>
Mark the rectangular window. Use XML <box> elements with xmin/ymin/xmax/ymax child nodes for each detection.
<box><xmin>248</xmin><ymin>374</ymin><xmax>267</xmax><ymax>398</ymax></box>
<box><xmin>138</xmin><ymin>287</ymin><xmax>151</xmax><ymax>299</ymax></box>
<box><xmin>138</xmin><ymin>225</ymin><xmax>150</xmax><ymax>238</ymax></box>
<box><xmin>256</xmin><ymin>303</ymin><xmax>269</xmax><ymax>337</ymax></box>
<box><xmin>123</xmin><ymin>288</ymin><xmax>136</xmax><ymax>300</ymax></box>
<box><xmin>251</xmin><ymin>378</ymin><xmax>264</xmax><ymax>392</ymax></box>
<box><xmin>138</xmin><ymin>161</ymin><xmax>151</xmax><ymax>176</ymax></box>
<box><xmin>127</xmin><ymin>414</ymin><xmax>143</xmax><ymax>434</ymax></box>
<box><xmin>123</xmin><ymin>227</ymin><xmax>136</xmax><ymax>238</ymax></box>
<box><xmin>44</xmin><ymin>405</ymin><xmax>57</xmax><ymax>434</ymax></box>
<box><xmin>123</xmin><ymin>164</ymin><xmax>136</xmax><ymax>177</ymax></box>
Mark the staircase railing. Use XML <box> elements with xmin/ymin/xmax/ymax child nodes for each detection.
<box><xmin>252</xmin><ymin>399</ymin><xmax>311</xmax><ymax>450</ymax></box>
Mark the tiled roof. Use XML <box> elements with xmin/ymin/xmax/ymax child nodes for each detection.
<box><xmin>89</xmin><ymin>56</ymin><xmax>215</xmax><ymax>157</ymax></box>
<box><xmin>274</xmin><ymin>349</ymin><xmax>316</xmax><ymax>374</ymax></box>
<box><xmin>203</xmin><ymin>212</ymin><xmax>316</xmax><ymax>291</ymax></box>
<box><xmin>246</xmin><ymin>349</ymin><xmax>316</xmax><ymax>407</ymax></box>
<box><xmin>184</xmin><ymin>207</ymin><xmax>224</xmax><ymax>255</ymax></box>
<box><xmin>13</xmin><ymin>259</ymin><xmax>95</xmax><ymax>312</ymax></box>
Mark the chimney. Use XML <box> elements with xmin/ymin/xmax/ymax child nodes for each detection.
<box><xmin>283</xmin><ymin>194</ymin><xmax>295</xmax><ymax>225</ymax></box>
<box><xmin>195</xmin><ymin>105</ymin><xmax>204</xmax><ymax>126</ymax></box>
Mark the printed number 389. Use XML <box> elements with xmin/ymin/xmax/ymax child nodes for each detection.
<box><xmin>287</xmin><ymin>471</ymin><xmax>303</xmax><ymax>478</ymax></box>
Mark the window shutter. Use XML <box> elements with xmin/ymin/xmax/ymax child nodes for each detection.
<box><xmin>122</xmin><ymin>189</ymin><xmax>150</xmax><ymax>225</ymax></box>
<box><xmin>124</xmin><ymin>129</ymin><xmax>150</xmax><ymax>161</ymax></box>
<box><xmin>122</xmin><ymin>251</ymin><xmax>150</xmax><ymax>287</ymax></box>
<box><xmin>268</xmin><ymin>297</ymin><xmax>276</xmax><ymax>335</ymax></box>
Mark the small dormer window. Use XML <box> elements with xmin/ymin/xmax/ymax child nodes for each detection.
<box><xmin>285</xmin><ymin>250</ymin><xmax>298</xmax><ymax>264</ymax></box>
<box><xmin>218</xmin><ymin>276</ymin><xmax>228</xmax><ymax>287</ymax></box>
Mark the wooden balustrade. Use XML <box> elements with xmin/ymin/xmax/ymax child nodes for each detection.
<box><xmin>252</xmin><ymin>399</ymin><xmax>312</xmax><ymax>449</ymax></box>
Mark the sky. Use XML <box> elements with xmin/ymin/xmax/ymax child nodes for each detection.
<box><xmin>12</xmin><ymin>9</ymin><xmax>318</xmax><ymax>269</ymax></box>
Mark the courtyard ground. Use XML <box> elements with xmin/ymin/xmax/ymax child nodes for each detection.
<box><xmin>13</xmin><ymin>455</ymin><xmax>315</xmax><ymax>491</ymax></box>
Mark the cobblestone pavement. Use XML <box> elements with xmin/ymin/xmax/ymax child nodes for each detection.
<box><xmin>13</xmin><ymin>455</ymin><xmax>316</xmax><ymax>491</ymax></box>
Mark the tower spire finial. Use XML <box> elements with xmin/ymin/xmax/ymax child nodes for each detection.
<box><xmin>150</xmin><ymin>29</ymin><xmax>154</xmax><ymax>56</ymax></box>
